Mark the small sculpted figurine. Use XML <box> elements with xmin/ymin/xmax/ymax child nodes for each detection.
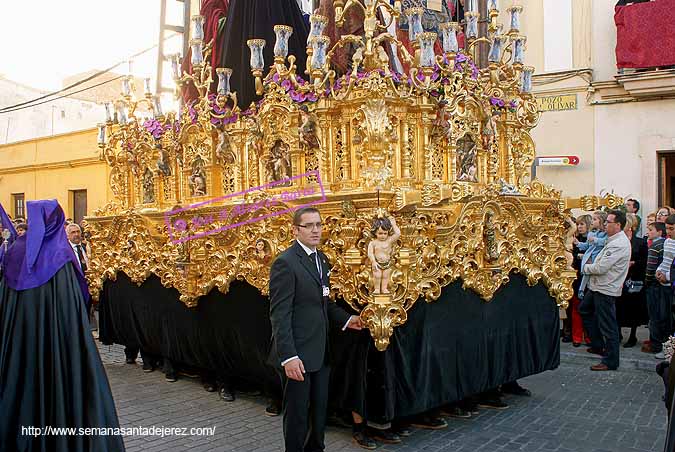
<box><xmin>253</xmin><ymin>239</ymin><xmax>271</xmax><ymax>265</ymax></box>
<box><xmin>367</xmin><ymin>213</ymin><xmax>401</xmax><ymax>294</ymax></box>
<box><xmin>156</xmin><ymin>146</ymin><xmax>172</xmax><ymax>177</ymax></box>
<box><xmin>298</xmin><ymin>105</ymin><xmax>320</xmax><ymax>152</ymax></box>
<box><xmin>430</xmin><ymin>100</ymin><xmax>452</xmax><ymax>145</ymax></box>
<box><xmin>482</xmin><ymin>110</ymin><xmax>500</xmax><ymax>150</ymax></box>
<box><xmin>142</xmin><ymin>169</ymin><xmax>155</xmax><ymax>204</ymax></box>
<box><xmin>483</xmin><ymin>211</ymin><xmax>500</xmax><ymax>262</ymax></box>
<box><xmin>215</xmin><ymin>125</ymin><xmax>235</xmax><ymax>164</ymax></box>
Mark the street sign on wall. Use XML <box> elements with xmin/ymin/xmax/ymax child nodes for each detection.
<box><xmin>536</xmin><ymin>156</ymin><xmax>580</xmax><ymax>166</ymax></box>
<box><xmin>536</xmin><ymin>94</ymin><xmax>578</xmax><ymax>112</ymax></box>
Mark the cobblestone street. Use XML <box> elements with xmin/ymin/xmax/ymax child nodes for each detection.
<box><xmin>99</xmin><ymin>326</ymin><xmax>668</xmax><ymax>452</ymax></box>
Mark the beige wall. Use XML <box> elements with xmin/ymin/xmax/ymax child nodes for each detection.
<box><xmin>0</xmin><ymin>128</ymin><xmax>112</xmax><ymax>220</ymax></box>
<box><xmin>531</xmin><ymin>79</ymin><xmax>595</xmax><ymax>198</ymax></box>
<box><xmin>594</xmin><ymin>99</ymin><xmax>675</xmax><ymax>217</ymax></box>
<box><xmin>522</xmin><ymin>0</ymin><xmax>674</xmax><ymax>217</ymax></box>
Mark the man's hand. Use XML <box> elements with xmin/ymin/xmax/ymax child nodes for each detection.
<box><xmin>657</xmin><ymin>271</ymin><xmax>667</xmax><ymax>284</ymax></box>
<box><xmin>346</xmin><ymin>315</ymin><xmax>364</xmax><ymax>330</ymax></box>
<box><xmin>283</xmin><ymin>358</ymin><xmax>305</xmax><ymax>381</ymax></box>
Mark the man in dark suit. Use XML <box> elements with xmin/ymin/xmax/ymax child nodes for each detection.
<box><xmin>269</xmin><ymin>206</ymin><xmax>363</xmax><ymax>452</ymax></box>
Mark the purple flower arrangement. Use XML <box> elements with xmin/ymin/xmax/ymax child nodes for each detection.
<box><xmin>208</xmin><ymin>94</ymin><xmax>239</xmax><ymax>127</ymax></box>
<box><xmin>143</xmin><ymin>118</ymin><xmax>179</xmax><ymax>139</ymax></box>
<box><xmin>489</xmin><ymin>96</ymin><xmax>519</xmax><ymax>113</ymax></box>
<box><xmin>270</xmin><ymin>72</ymin><xmax>319</xmax><ymax>105</ymax></box>
<box><xmin>454</xmin><ymin>52</ymin><xmax>479</xmax><ymax>79</ymax></box>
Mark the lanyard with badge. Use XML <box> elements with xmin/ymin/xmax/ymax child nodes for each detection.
<box><xmin>315</xmin><ymin>252</ymin><xmax>330</xmax><ymax>298</ymax></box>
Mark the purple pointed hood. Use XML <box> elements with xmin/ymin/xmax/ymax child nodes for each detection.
<box><xmin>2</xmin><ymin>199</ymin><xmax>89</xmax><ymax>301</ymax></box>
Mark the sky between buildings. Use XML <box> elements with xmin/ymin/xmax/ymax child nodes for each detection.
<box><xmin>0</xmin><ymin>0</ymin><xmax>172</xmax><ymax>91</ymax></box>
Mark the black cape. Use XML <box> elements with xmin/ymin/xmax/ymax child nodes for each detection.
<box><xmin>219</xmin><ymin>0</ymin><xmax>310</xmax><ymax>108</ymax></box>
<box><xmin>0</xmin><ymin>264</ymin><xmax>125</xmax><ymax>452</ymax></box>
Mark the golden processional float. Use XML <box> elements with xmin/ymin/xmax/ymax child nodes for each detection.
<box><xmin>88</xmin><ymin>0</ymin><xmax>621</xmax><ymax>351</ymax></box>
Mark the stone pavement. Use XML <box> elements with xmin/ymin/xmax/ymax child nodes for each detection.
<box><xmin>98</xmin><ymin>325</ymin><xmax>669</xmax><ymax>452</ymax></box>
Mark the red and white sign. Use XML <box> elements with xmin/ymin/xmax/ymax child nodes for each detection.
<box><xmin>535</xmin><ymin>156</ymin><xmax>580</xmax><ymax>166</ymax></box>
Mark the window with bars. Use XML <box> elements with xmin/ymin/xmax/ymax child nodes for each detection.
<box><xmin>12</xmin><ymin>193</ymin><xmax>25</xmax><ymax>219</ymax></box>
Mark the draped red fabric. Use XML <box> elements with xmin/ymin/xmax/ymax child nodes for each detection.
<box><xmin>615</xmin><ymin>0</ymin><xmax>675</xmax><ymax>69</ymax></box>
<box><xmin>181</xmin><ymin>0</ymin><xmax>230</xmax><ymax>103</ymax></box>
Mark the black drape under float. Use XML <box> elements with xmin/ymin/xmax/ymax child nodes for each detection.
<box><xmin>0</xmin><ymin>264</ymin><xmax>125</xmax><ymax>452</ymax></box>
<box><xmin>100</xmin><ymin>272</ymin><xmax>559</xmax><ymax>422</ymax></box>
<box><xmin>219</xmin><ymin>0</ymin><xmax>310</xmax><ymax>108</ymax></box>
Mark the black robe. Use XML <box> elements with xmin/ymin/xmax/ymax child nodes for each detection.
<box><xmin>219</xmin><ymin>0</ymin><xmax>310</xmax><ymax>108</ymax></box>
<box><xmin>0</xmin><ymin>264</ymin><xmax>125</xmax><ymax>452</ymax></box>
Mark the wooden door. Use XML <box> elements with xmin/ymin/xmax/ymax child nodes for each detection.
<box><xmin>73</xmin><ymin>190</ymin><xmax>87</xmax><ymax>225</ymax></box>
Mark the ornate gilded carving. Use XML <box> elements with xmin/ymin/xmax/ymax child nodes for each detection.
<box><xmin>89</xmin><ymin>3</ymin><xmax>598</xmax><ymax>350</ymax></box>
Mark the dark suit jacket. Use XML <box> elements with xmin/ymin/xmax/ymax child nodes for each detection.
<box><xmin>269</xmin><ymin>240</ymin><xmax>351</xmax><ymax>373</ymax></box>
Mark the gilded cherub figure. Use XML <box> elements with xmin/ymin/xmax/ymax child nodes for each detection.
<box><xmin>367</xmin><ymin>213</ymin><xmax>401</xmax><ymax>294</ymax></box>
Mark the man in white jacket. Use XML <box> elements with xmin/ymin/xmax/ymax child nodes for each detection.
<box><xmin>578</xmin><ymin>209</ymin><xmax>631</xmax><ymax>371</ymax></box>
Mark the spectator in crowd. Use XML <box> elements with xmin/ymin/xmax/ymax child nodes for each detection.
<box><xmin>643</xmin><ymin>221</ymin><xmax>668</xmax><ymax>356</ymax></box>
<box><xmin>15</xmin><ymin>223</ymin><xmax>27</xmax><ymax>237</ymax></box>
<box><xmin>625</xmin><ymin>198</ymin><xmax>642</xmax><ymax>235</ymax></box>
<box><xmin>569</xmin><ymin>215</ymin><xmax>593</xmax><ymax>346</ymax></box>
<box><xmin>575</xmin><ymin>211</ymin><xmax>608</xmax><ymax>300</ymax></box>
<box><xmin>66</xmin><ymin>224</ymin><xmax>88</xmax><ymax>274</ymax></box>
<box><xmin>615</xmin><ymin>213</ymin><xmax>648</xmax><ymax>348</ymax></box>
<box><xmin>655</xmin><ymin>215</ymin><xmax>675</xmax><ymax>356</ymax></box>
<box><xmin>657</xmin><ymin>207</ymin><xmax>673</xmax><ymax>225</ymax></box>
<box><xmin>579</xmin><ymin>209</ymin><xmax>632</xmax><ymax>371</ymax></box>
<box><xmin>647</xmin><ymin>212</ymin><xmax>657</xmax><ymax>229</ymax></box>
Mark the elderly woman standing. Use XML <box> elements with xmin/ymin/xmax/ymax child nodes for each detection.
<box><xmin>615</xmin><ymin>213</ymin><xmax>648</xmax><ymax>347</ymax></box>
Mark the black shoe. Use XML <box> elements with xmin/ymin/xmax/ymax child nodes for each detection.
<box><xmin>623</xmin><ymin>337</ymin><xmax>637</xmax><ymax>348</ymax></box>
<box><xmin>459</xmin><ymin>399</ymin><xmax>479</xmax><ymax>415</ymax></box>
<box><xmin>165</xmin><ymin>373</ymin><xmax>178</xmax><ymax>382</ymax></box>
<box><xmin>587</xmin><ymin>347</ymin><xmax>606</xmax><ymax>356</ymax></box>
<box><xmin>477</xmin><ymin>398</ymin><xmax>509</xmax><ymax>410</ymax></box>
<box><xmin>562</xmin><ymin>336</ymin><xmax>572</xmax><ymax>343</ymax></box>
<box><xmin>219</xmin><ymin>386</ymin><xmax>235</xmax><ymax>402</ymax></box>
<box><xmin>326</xmin><ymin>413</ymin><xmax>353</xmax><ymax>429</ymax></box>
<box><xmin>237</xmin><ymin>388</ymin><xmax>262</xmax><ymax>396</ymax></box>
<box><xmin>265</xmin><ymin>400</ymin><xmax>281</xmax><ymax>416</ymax></box>
<box><xmin>501</xmin><ymin>382</ymin><xmax>531</xmax><ymax>397</ymax></box>
<box><xmin>367</xmin><ymin>427</ymin><xmax>401</xmax><ymax>444</ymax></box>
<box><xmin>125</xmin><ymin>358</ymin><xmax>136</xmax><ymax>365</ymax></box>
<box><xmin>440</xmin><ymin>405</ymin><xmax>471</xmax><ymax>418</ymax></box>
<box><xmin>390</xmin><ymin>423</ymin><xmax>412</xmax><ymax>437</ymax></box>
<box><xmin>572</xmin><ymin>342</ymin><xmax>581</xmax><ymax>347</ymax></box>
<box><xmin>410</xmin><ymin>416</ymin><xmax>448</xmax><ymax>430</ymax></box>
<box><xmin>352</xmin><ymin>429</ymin><xmax>377</xmax><ymax>450</ymax></box>
<box><xmin>142</xmin><ymin>361</ymin><xmax>154</xmax><ymax>373</ymax></box>
<box><xmin>203</xmin><ymin>382</ymin><xmax>217</xmax><ymax>392</ymax></box>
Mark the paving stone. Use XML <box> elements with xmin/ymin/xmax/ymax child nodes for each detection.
<box><xmin>98</xmin><ymin>325</ymin><xmax>668</xmax><ymax>452</ymax></box>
